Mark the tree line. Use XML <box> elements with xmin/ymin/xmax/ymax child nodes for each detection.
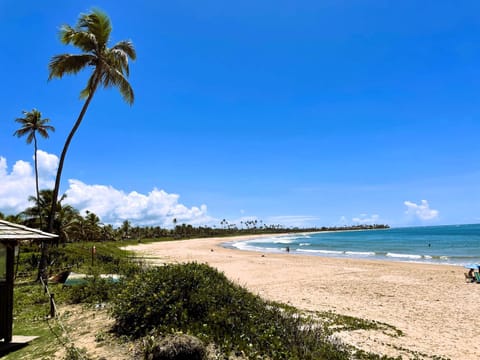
<box><xmin>1</xmin><ymin>189</ymin><xmax>389</xmax><ymax>244</ymax></box>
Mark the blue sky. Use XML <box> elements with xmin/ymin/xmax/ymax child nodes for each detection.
<box><xmin>1</xmin><ymin>1</ymin><xmax>480</xmax><ymax>228</ymax></box>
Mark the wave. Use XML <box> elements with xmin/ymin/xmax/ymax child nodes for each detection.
<box><xmin>272</xmin><ymin>239</ymin><xmax>296</xmax><ymax>244</ymax></box>
<box><xmin>385</xmin><ymin>253</ymin><xmax>439</xmax><ymax>261</ymax></box>
<box><xmin>231</xmin><ymin>241</ymin><xmax>282</xmax><ymax>253</ymax></box>
<box><xmin>345</xmin><ymin>251</ymin><xmax>376</xmax><ymax>257</ymax></box>
<box><xmin>386</xmin><ymin>253</ymin><xmax>423</xmax><ymax>260</ymax></box>
<box><xmin>297</xmin><ymin>249</ymin><xmax>376</xmax><ymax>257</ymax></box>
<box><xmin>297</xmin><ymin>249</ymin><xmax>344</xmax><ymax>255</ymax></box>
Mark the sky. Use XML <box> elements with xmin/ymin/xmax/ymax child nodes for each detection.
<box><xmin>1</xmin><ymin>1</ymin><xmax>480</xmax><ymax>228</ymax></box>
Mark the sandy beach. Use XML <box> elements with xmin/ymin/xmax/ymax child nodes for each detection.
<box><xmin>124</xmin><ymin>234</ymin><xmax>480</xmax><ymax>359</ymax></box>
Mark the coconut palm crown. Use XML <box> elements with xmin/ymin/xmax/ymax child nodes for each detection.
<box><xmin>48</xmin><ymin>8</ymin><xmax>136</xmax><ymax>103</ymax></box>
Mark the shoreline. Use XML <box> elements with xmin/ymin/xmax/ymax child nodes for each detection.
<box><xmin>124</xmin><ymin>234</ymin><xmax>480</xmax><ymax>359</ymax></box>
<box><xmin>222</xmin><ymin>231</ymin><xmax>474</xmax><ymax>267</ymax></box>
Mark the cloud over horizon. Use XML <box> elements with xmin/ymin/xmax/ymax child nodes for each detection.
<box><xmin>0</xmin><ymin>152</ymin><xmax>212</xmax><ymax>227</ymax></box>
<box><xmin>404</xmin><ymin>200</ymin><xmax>439</xmax><ymax>221</ymax></box>
<box><xmin>352</xmin><ymin>213</ymin><xmax>380</xmax><ymax>224</ymax></box>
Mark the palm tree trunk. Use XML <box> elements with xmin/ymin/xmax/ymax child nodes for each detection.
<box><xmin>39</xmin><ymin>78</ymin><xmax>100</xmax><ymax>282</ymax></box>
<box><xmin>33</xmin><ymin>135</ymin><xmax>42</xmax><ymax>229</ymax></box>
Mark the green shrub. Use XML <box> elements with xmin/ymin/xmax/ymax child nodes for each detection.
<box><xmin>63</xmin><ymin>276</ymin><xmax>119</xmax><ymax>304</ymax></box>
<box><xmin>111</xmin><ymin>262</ymin><xmax>350</xmax><ymax>359</ymax></box>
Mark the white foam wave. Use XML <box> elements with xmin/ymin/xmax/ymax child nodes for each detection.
<box><xmin>297</xmin><ymin>249</ymin><xmax>344</xmax><ymax>255</ymax></box>
<box><xmin>299</xmin><ymin>243</ymin><xmax>311</xmax><ymax>246</ymax></box>
<box><xmin>272</xmin><ymin>239</ymin><xmax>295</xmax><ymax>244</ymax></box>
<box><xmin>345</xmin><ymin>251</ymin><xmax>376</xmax><ymax>257</ymax></box>
<box><xmin>247</xmin><ymin>236</ymin><xmax>294</xmax><ymax>244</ymax></box>
<box><xmin>386</xmin><ymin>253</ymin><xmax>422</xmax><ymax>260</ymax></box>
<box><xmin>230</xmin><ymin>241</ymin><xmax>283</xmax><ymax>253</ymax></box>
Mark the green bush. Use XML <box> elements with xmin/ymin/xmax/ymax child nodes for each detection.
<box><xmin>63</xmin><ymin>276</ymin><xmax>119</xmax><ymax>304</ymax></box>
<box><xmin>111</xmin><ymin>262</ymin><xmax>350</xmax><ymax>359</ymax></box>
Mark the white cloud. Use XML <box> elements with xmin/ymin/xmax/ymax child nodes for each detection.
<box><xmin>404</xmin><ymin>200</ymin><xmax>439</xmax><ymax>221</ymax></box>
<box><xmin>0</xmin><ymin>157</ymin><xmax>35</xmax><ymax>213</ymax></box>
<box><xmin>352</xmin><ymin>213</ymin><xmax>380</xmax><ymax>224</ymax></box>
<box><xmin>65</xmin><ymin>179</ymin><xmax>212</xmax><ymax>227</ymax></box>
<box><xmin>36</xmin><ymin>150</ymin><xmax>58</xmax><ymax>180</ymax></box>
<box><xmin>0</xmin><ymin>152</ymin><xmax>212</xmax><ymax>227</ymax></box>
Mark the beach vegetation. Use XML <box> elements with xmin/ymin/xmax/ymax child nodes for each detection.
<box><xmin>111</xmin><ymin>261</ymin><xmax>393</xmax><ymax>359</ymax></box>
<box><xmin>137</xmin><ymin>333</ymin><xmax>207</xmax><ymax>360</ymax></box>
<box><xmin>9</xmin><ymin>241</ymin><xmax>407</xmax><ymax>360</ymax></box>
<box><xmin>317</xmin><ymin>311</ymin><xmax>403</xmax><ymax>337</ymax></box>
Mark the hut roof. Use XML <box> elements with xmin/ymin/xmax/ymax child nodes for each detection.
<box><xmin>0</xmin><ymin>220</ymin><xmax>58</xmax><ymax>242</ymax></box>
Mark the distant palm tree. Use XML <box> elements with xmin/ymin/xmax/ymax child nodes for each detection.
<box><xmin>14</xmin><ymin>109</ymin><xmax>55</xmax><ymax>228</ymax></box>
<box><xmin>47</xmin><ymin>8</ymin><xmax>136</xmax><ymax>233</ymax></box>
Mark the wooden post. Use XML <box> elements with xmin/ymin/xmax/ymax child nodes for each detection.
<box><xmin>50</xmin><ymin>294</ymin><xmax>55</xmax><ymax>318</ymax></box>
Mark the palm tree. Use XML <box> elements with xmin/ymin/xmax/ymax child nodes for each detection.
<box><xmin>120</xmin><ymin>220</ymin><xmax>132</xmax><ymax>239</ymax></box>
<box><xmin>39</xmin><ymin>9</ymin><xmax>135</xmax><ymax>281</ymax></box>
<box><xmin>47</xmin><ymin>9</ymin><xmax>136</xmax><ymax>233</ymax></box>
<box><xmin>14</xmin><ymin>109</ymin><xmax>55</xmax><ymax>228</ymax></box>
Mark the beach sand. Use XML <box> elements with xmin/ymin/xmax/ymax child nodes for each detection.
<box><xmin>124</xmin><ymin>234</ymin><xmax>480</xmax><ymax>359</ymax></box>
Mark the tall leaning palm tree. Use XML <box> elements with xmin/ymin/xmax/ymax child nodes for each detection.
<box><xmin>14</xmin><ymin>109</ymin><xmax>55</xmax><ymax>228</ymax></box>
<box><xmin>41</xmin><ymin>8</ymin><xmax>135</xmax><ymax>280</ymax></box>
<box><xmin>47</xmin><ymin>9</ymin><xmax>136</xmax><ymax>233</ymax></box>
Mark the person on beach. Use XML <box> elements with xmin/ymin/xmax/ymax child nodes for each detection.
<box><xmin>466</xmin><ymin>268</ymin><xmax>475</xmax><ymax>282</ymax></box>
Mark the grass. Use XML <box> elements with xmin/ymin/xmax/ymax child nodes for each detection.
<box><xmin>4</xmin><ymin>282</ymin><xmax>63</xmax><ymax>360</ymax></box>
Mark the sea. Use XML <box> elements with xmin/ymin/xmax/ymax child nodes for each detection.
<box><xmin>225</xmin><ymin>224</ymin><xmax>480</xmax><ymax>267</ymax></box>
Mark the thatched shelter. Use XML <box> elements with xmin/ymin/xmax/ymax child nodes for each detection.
<box><xmin>0</xmin><ymin>220</ymin><xmax>57</xmax><ymax>344</ymax></box>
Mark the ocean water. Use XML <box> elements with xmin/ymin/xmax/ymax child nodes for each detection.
<box><xmin>225</xmin><ymin>224</ymin><xmax>480</xmax><ymax>266</ymax></box>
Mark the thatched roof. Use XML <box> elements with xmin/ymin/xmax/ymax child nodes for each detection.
<box><xmin>0</xmin><ymin>220</ymin><xmax>58</xmax><ymax>242</ymax></box>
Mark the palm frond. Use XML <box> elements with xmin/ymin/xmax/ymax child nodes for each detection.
<box><xmin>107</xmin><ymin>48</ymin><xmax>130</xmax><ymax>76</ymax></box>
<box><xmin>14</xmin><ymin>117</ymin><xmax>28</xmax><ymax>125</ymax></box>
<box><xmin>26</xmin><ymin>132</ymin><xmax>35</xmax><ymax>144</ymax></box>
<box><xmin>101</xmin><ymin>64</ymin><xmax>134</xmax><ymax>104</ymax></box>
<box><xmin>48</xmin><ymin>54</ymin><xmax>94</xmax><ymax>80</ymax></box>
<box><xmin>112</xmin><ymin>40</ymin><xmax>137</xmax><ymax>61</ymax></box>
<box><xmin>13</xmin><ymin>127</ymin><xmax>30</xmax><ymax>139</ymax></box>
<box><xmin>78</xmin><ymin>9</ymin><xmax>111</xmax><ymax>49</ymax></box>
<box><xmin>37</xmin><ymin>126</ymin><xmax>55</xmax><ymax>138</ymax></box>
<box><xmin>59</xmin><ymin>25</ymin><xmax>77</xmax><ymax>45</ymax></box>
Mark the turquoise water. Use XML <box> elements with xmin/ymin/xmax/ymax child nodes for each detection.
<box><xmin>226</xmin><ymin>224</ymin><xmax>480</xmax><ymax>266</ymax></box>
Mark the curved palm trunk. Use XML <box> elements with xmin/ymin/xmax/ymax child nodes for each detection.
<box><xmin>38</xmin><ymin>79</ymin><xmax>100</xmax><ymax>282</ymax></box>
